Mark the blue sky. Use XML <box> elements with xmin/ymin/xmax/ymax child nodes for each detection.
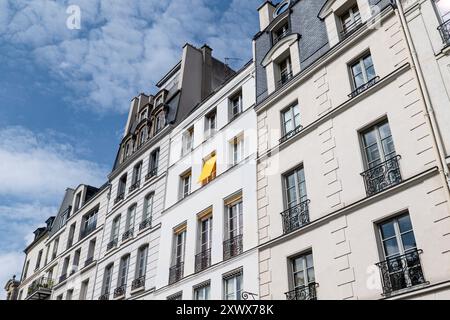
<box><xmin>0</xmin><ymin>0</ymin><xmax>261</xmax><ymax>296</ymax></box>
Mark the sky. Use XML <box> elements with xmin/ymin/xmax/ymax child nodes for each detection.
<box><xmin>0</xmin><ymin>0</ymin><xmax>262</xmax><ymax>298</ymax></box>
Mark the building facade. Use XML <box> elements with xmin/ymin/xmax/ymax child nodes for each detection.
<box><xmin>254</xmin><ymin>0</ymin><xmax>450</xmax><ymax>300</ymax></box>
<box><xmin>7</xmin><ymin>0</ymin><xmax>450</xmax><ymax>301</ymax></box>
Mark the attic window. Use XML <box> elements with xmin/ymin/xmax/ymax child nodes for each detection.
<box><xmin>273</xmin><ymin>0</ymin><xmax>291</xmax><ymax>18</ymax></box>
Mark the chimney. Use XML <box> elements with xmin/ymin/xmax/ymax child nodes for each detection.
<box><xmin>258</xmin><ymin>1</ymin><xmax>276</xmax><ymax>31</ymax></box>
<box><xmin>201</xmin><ymin>44</ymin><xmax>213</xmax><ymax>99</ymax></box>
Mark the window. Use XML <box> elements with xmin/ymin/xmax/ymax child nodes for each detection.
<box><xmin>74</xmin><ymin>192</ymin><xmax>82</xmax><ymax>211</ymax></box>
<box><xmin>229</xmin><ymin>91</ymin><xmax>243</xmax><ymax>120</ymax></box>
<box><xmin>199</xmin><ymin>216</ymin><xmax>213</xmax><ymax>254</ymax></box>
<box><xmin>149</xmin><ymin>149</ymin><xmax>160</xmax><ymax>176</ymax></box>
<box><xmin>377</xmin><ymin>214</ymin><xmax>425</xmax><ymax>293</ymax></box>
<box><xmin>273</xmin><ymin>21</ymin><xmax>290</xmax><ymax>44</ymax></box>
<box><xmin>44</xmin><ymin>246</ymin><xmax>49</xmax><ymax>266</ymax></box>
<box><xmin>182</xmin><ymin>127</ymin><xmax>194</xmax><ymax>156</ymax></box>
<box><xmin>194</xmin><ymin>282</ymin><xmax>211</xmax><ymax>300</ymax></box>
<box><xmin>52</xmin><ymin>237</ymin><xmax>59</xmax><ymax>260</ymax></box>
<box><xmin>361</xmin><ymin>120</ymin><xmax>396</xmax><ymax>169</ymax></box>
<box><xmin>282</xmin><ymin>166</ymin><xmax>309</xmax><ymax>234</ymax></box>
<box><xmin>22</xmin><ymin>260</ymin><xmax>29</xmax><ymax>281</ymax></box>
<box><xmin>167</xmin><ymin>292</ymin><xmax>183</xmax><ymax>300</ymax></box>
<box><xmin>110</xmin><ymin>215</ymin><xmax>121</xmax><ymax>243</ymax></box>
<box><xmin>141</xmin><ymin>193</ymin><xmax>154</xmax><ymax>226</ymax></box>
<box><xmin>224</xmin><ymin>196</ymin><xmax>243</xmax><ymax>260</ymax></box>
<box><xmin>61</xmin><ymin>256</ymin><xmax>70</xmax><ymax>280</ymax></box>
<box><xmin>340</xmin><ymin>4</ymin><xmax>361</xmax><ymax>37</ymax></box>
<box><xmin>278</xmin><ymin>56</ymin><xmax>293</xmax><ymax>87</ymax></box>
<box><xmin>81</xmin><ymin>208</ymin><xmax>98</xmax><ymax>238</ymax></box>
<box><xmin>131</xmin><ymin>162</ymin><xmax>142</xmax><ymax>189</ymax></box>
<box><xmin>140</xmin><ymin>108</ymin><xmax>148</xmax><ymax>121</ymax></box>
<box><xmin>66</xmin><ymin>289</ymin><xmax>73</xmax><ymax>300</ymax></box>
<box><xmin>79</xmin><ymin>279</ymin><xmax>89</xmax><ymax>300</ymax></box>
<box><xmin>230</xmin><ymin>135</ymin><xmax>244</xmax><ymax>166</ymax></box>
<box><xmin>350</xmin><ymin>54</ymin><xmax>376</xmax><ymax>90</ymax></box>
<box><xmin>435</xmin><ymin>0</ymin><xmax>450</xmax><ymax>22</ymax></box>
<box><xmin>179</xmin><ymin>170</ymin><xmax>192</xmax><ymax>200</ymax></box>
<box><xmin>288</xmin><ymin>252</ymin><xmax>316</xmax><ymax>300</ymax></box>
<box><xmin>155</xmin><ymin>112</ymin><xmax>165</xmax><ymax>133</ymax></box>
<box><xmin>73</xmin><ymin>249</ymin><xmax>81</xmax><ymax>273</ymax></box>
<box><xmin>223</xmin><ymin>270</ymin><xmax>243</xmax><ymax>300</ymax></box>
<box><xmin>135</xmin><ymin>245</ymin><xmax>148</xmax><ymax>280</ymax></box>
<box><xmin>281</xmin><ymin>103</ymin><xmax>301</xmax><ymax>141</ymax></box>
<box><xmin>196</xmin><ymin>213</ymin><xmax>212</xmax><ymax>272</ymax></box>
<box><xmin>102</xmin><ymin>264</ymin><xmax>114</xmax><ymax>296</ymax></box>
<box><xmin>67</xmin><ymin>223</ymin><xmax>76</xmax><ymax>248</ymax></box>
<box><xmin>123</xmin><ymin>205</ymin><xmax>136</xmax><ymax>240</ymax></box>
<box><xmin>56</xmin><ymin>294</ymin><xmax>63</xmax><ymax>300</ymax></box>
<box><xmin>86</xmin><ymin>238</ymin><xmax>96</xmax><ymax>264</ymax></box>
<box><xmin>117</xmin><ymin>174</ymin><xmax>127</xmax><ymax>199</ymax></box>
<box><xmin>118</xmin><ymin>255</ymin><xmax>130</xmax><ymax>288</ymax></box>
<box><xmin>169</xmin><ymin>227</ymin><xmax>186</xmax><ymax>284</ymax></box>
<box><xmin>205</xmin><ymin>109</ymin><xmax>217</xmax><ymax>138</ymax></box>
<box><xmin>35</xmin><ymin>250</ymin><xmax>43</xmax><ymax>271</ymax></box>
<box><xmin>273</xmin><ymin>0</ymin><xmax>290</xmax><ymax>18</ymax></box>
<box><xmin>199</xmin><ymin>153</ymin><xmax>217</xmax><ymax>186</ymax></box>
<box><xmin>139</xmin><ymin>127</ymin><xmax>148</xmax><ymax>146</ymax></box>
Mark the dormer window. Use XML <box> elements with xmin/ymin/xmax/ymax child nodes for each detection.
<box><xmin>140</xmin><ymin>109</ymin><xmax>147</xmax><ymax>121</ymax></box>
<box><xmin>156</xmin><ymin>95</ymin><xmax>164</xmax><ymax>107</ymax></box>
<box><xmin>340</xmin><ymin>4</ymin><xmax>361</xmax><ymax>39</ymax></box>
<box><xmin>277</xmin><ymin>55</ymin><xmax>293</xmax><ymax>88</ymax></box>
<box><xmin>155</xmin><ymin>112</ymin><xmax>166</xmax><ymax>134</ymax></box>
<box><xmin>273</xmin><ymin>22</ymin><xmax>290</xmax><ymax>45</ymax></box>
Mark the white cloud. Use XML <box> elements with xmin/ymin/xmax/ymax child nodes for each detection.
<box><xmin>0</xmin><ymin>0</ymin><xmax>260</xmax><ymax>113</ymax></box>
<box><xmin>0</xmin><ymin>126</ymin><xmax>107</xmax><ymax>200</ymax></box>
<box><xmin>0</xmin><ymin>251</ymin><xmax>25</xmax><ymax>299</ymax></box>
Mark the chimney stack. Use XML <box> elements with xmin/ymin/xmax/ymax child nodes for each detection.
<box><xmin>258</xmin><ymin>1</ymin><xmax>276</xmax><ymax>31</ymax></box>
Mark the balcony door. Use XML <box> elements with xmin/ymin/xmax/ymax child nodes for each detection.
<box><xmin>289</xmin><ymin>252</ymin><xmax>316</xmax><ymax>300</ymax></box>
<box><xmin>435</xmin><ymin>0</ymin><xmax>450</xmax><ymax>22</ymax></box>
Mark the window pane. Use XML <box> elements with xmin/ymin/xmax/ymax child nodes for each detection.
<box><xmin>398</xmin><ymin>215</ymin><xmax>413</xmax><ymax>233</ymax></box>
<box><xmin>383</xmin><ymin>238</ymin><xmax>400</xmax><ymax>257</ymax></box>
<box><xmin>380</xmin><ymin>221</ymin><xmax>396</xmax><ymax>240</ymax></box>
<box><xmin>401</xmin><ymin>231</ymin><xmax>417</xmax><ymax>251</ymax></box>
<box><xmin>363</xmin><ymin>130</ymin><xmax>377</xmax><ymax>147</ymax></box>
<box><xmin>307</xmin><ymin>267</ymin><xmax>315</xmax><ymax>282</ymax></box>
<box><xmin>294</xmin><ymin>271</ymin><xmax>305</xmax><ymax>287</ymax></box>
<box><xmin>378</xmin><ymin>122</ymin><xmax>392</xmax><ymax>140</ymax></box>
<box><xmin>306</xmin><ymin>254</ymin><xmax>314</xmax><ymax>268</ymax></box>
<box><xmin>366</xmin><ymin>144</ymin><xmax>381</xmax><ymax>165</ymax></box>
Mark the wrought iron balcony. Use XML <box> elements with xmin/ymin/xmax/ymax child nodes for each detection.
<box><xmin>98</xmin><ymin>292</ymin><xmax>109</xmax><ymax>300</ymax></box>
<box><xmin>122</xmin><ymin>228</ymin><xmax>134</xmax><ymax>242</ymax></box>
<box><xmin>361</xmin><ymin>155</ymin><xmax>402</xmax><ymax>197</ymax></box>
<box><xmin>376</xmin><ymin>249</ymin><xmax>426</xmax><ymax>296</ymax></box>
<box><xmin>129</xmin><ymin>180</ymin><xmax>141</xmax><ymax>193</ymax></box>
<box><xmin>277</xmin><ymin>70</ymin><xmax>294</xmax><ymax>89</ymax></box>
<box><xmin>340</xmin><ymin>17</ymin><xmax>363</xmax><ymax>40</ymax></box>
<box><xmin>145</xmin><ymin>168</ymin><xmax>158</xmax><ymax>181</ymax></box>
<box><xmin>348</xmin><ymin>76</ymin><xmax>380</xmax><ymax>98</ymax></box>
<box><xmin>114</xmin><ymin>193</ymin><xmax>125</xmax><ymax>205</ymax></box>
<box><xmin>285</xmin><ymin>282</ymin><xmax>318</xmax><ymax>300</ymax></box>
<box><xmin>131</xmin><ymin>276</ymin><xmax>146</xmax><ymax>291</ymax></box>
<box><xmin>438</xmin><ymin>19</ymin><xmax>450</xmax><ymax>45</ymax></box>
<box><xmin>273</xmin><ymin>28</ymin><xmax>291</xmax><ymax>45</ymax></box>
<box><xmin>223</xmin><ymin>234</ymin><xmax>243</xmax><ymax>261</ymax></box>
<box><xmin>59</xmin><ymin>273</ymin><xmax>67</xmax><ymax>283</ymax></box>
<box><xmin>80</xmin><ymin>224</ymin><xmax>96</xmax><ymax>240</ymax></box>
<box><xmin>280</xmin><ymin>200</ymin><xmax>311</xmax><ymax>234</ymax></box>
<box><xmin>107</xmin><ymin>238</ymin><xmax>118</xmax><ymax>251</ymax></box>
<box><xmin>169</xmin><ymin>262</ymin><xmax>184</xmax><ymax>285</ymax></box>
<box><xmin>195</xmin><ymin>249</ymin><xmax>211</xmax><ymax>273</ymax></box>
<box><xmin>113</xmin><ymin>284</ymin><xmax>126</xmax><ymax>299</ymax></box>
<box><xmin>139</xmin><ymin>217</ymin><xmax>152</xmax><ymax>231</ymax></box>
<box><xmin>84</xmin><ymin>256</ymin><xmax>95</xmax><ymax>268</ymax></box>
<box><xmin>279</xmin><ymin>125</ymin><xmax>304</xmax><ymax>144</ymax></box>
<box><xmin>26</xmin><ymin>278</ymin><xmax>54</xmax><ymax>300</ymax></box>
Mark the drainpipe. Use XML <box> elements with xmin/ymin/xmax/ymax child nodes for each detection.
<box><xmin>394</xmin><ymin>0</ymin><xmax>450</xmax><ymax>200</ymax></box>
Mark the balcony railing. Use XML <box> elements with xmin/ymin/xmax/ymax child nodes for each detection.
<box><xmin>340</xmin><ymin>17</ymin><xmax>363</xmax><ymax>40</ymax></box>
<box><xmin>80</xmin><ymin>223</ymin><xmax>97</xmax><ymax>240</ymax></box>
<box><xmin>169</xmin><ymin>262</ymin><xmax>184</xmax><ymax>285</ymax></box>
<box><xmin>438</xmin><ymin>19</ymin><xmax>450</xmax><ymax>45</ymax></box>
<box><xmin>348</xmin><ymin>76</ymin><xmax>380</xmax><ymax>99</ymax></box>
<box><xmin>114</xmin><ymin>193</ymin><xmax>125</xmax><ymax>205</ymax></box>
<box><xmin>107</xmin><ymin>238</ymin><xmax>118</xmax><ymax>251</ymax></box>
<box><xmin>277</xmin><ymin>70</ymin><xmax>294</xmax><ymax>89</ymax></box>
<box><xmin>280</xmin><ymin>199</ymin><xmax>311</xmax><ymax>234</ymax></box>
<box><xmin>113</xmin><ymin>284</ymin><xmax>126</xmax><ymax>299</ymax></box>
<box><xmin>279</xmin><ymin>125</ymin><xmax>304</xmax><ymax>144</ymax></box>
<box><xmin>195</xmin><ymin>249</ymin><xmax>212</xmax><ymax>273</ymax></box>
<box><xmin>223</xmin><ymin>234</ymin><xmax>243</xmax><ymax>261</ymax></box>
<box><xmin>131</xmin><ymin>276</ymin><xmax>146</xmax><ymax>291</ymax></box>
<box><xmin>376</xmin><ymin>249</ymin><xmax>426</xmax><ymax>296</ymax></box>
<box><xmin>129</xmin><ymin>180</ymin><xmax>141</xmax><ymax>193</ymax></box>
<box><xmin>122</xmin><ymin>228</ymin><xmax>134</xmax><ymax>242</ymax></box>
<box><xmin>361</xmin><ymin>155</ymin><xmax>402</xmax><ymax>197</ymax></box>
<box><xmin>145</xmin><ymin>168</ymin><xmax>158</xmax><ymax>181</ymax></box>
<box><xmin>285</xmin><ymin>282</ymin><xmax>318</xmax><ymax>300</ymax></box>
<box><xmin>98</xmin><ymin>292</ymin><xmax>109</xmax><ymax>300</ymax></box>
<box><xmin>26</xmin><ymin>278</ymin><xmax>54</xmax><ymax>299</ymax></box>
<box><xmin>273</xmin><ymin>28</ymin><xmax>291</xmax><ymax>45</ymax></box>
<box><xmin>84</xmin><ymin>256</ymin><xmax>95</xmax><ymax>268</ymax></box>
<box><xmin>139</xmin><ymin>217</ymin><xmax>152</xmax><ymax>231</ymax></box>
